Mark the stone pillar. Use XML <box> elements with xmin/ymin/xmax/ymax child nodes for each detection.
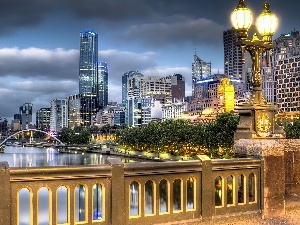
<box><xmin>234</xmin><ymin>139</ymin><xmax>285</xmax><ymax>218</ymax></box>
<box><xmin>0</xmin><ymin>162</ymin><xmax>11</xmax><ymax>225</ymax></box>
<box><xmin>196</xmin><ymin>155</ymin><xmax>213</xmax><ymax>220</ymax></box>
<box><xmin>108</xmin><ymin>158</ymin><xmax>125</xmax><ymax>225</ymax></box>
<box><xmin>277</xmin><ymin>139</ymin><xmax>300</xmax><ymax>197</ymax></box>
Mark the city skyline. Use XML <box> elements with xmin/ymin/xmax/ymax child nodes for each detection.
<box><xmin>0</xmin><ymin>0</ymin><xmax>298</xmax><ymax>121</ymax></box>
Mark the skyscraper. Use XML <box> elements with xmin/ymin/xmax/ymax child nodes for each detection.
<box><xmin>192</xmin><ymin>50</ymin><xmax>211</xmax><ymax>95</ymax></box>
<box><xmin>50</xmin><ymin>99</ymin><xmax>68</xmax><ymax>132</ymax></box>
<box><xmin>19</xmin><ymin>103</ymin><xmax>33</xmax><ymax>130</ymax></box>
<box><xmin>122</xmin><ymin>70</ymin><xmax>144</xmax><ymax>104</ymax></box>
<box><xmin>223</xmin><ymin>28</ymin><xmax>253</xmax><ymax>92</ymax></box>
<box><xmin>36</xmin><ymin>108</ymin><xmax>51</xmax><ymax>131</ymax></box>
<box><xmin>98</xmin><ymin>61</ymin><xmax>108</xmax><ymax>110</ymax></box>
<box><xmin>223</xmin><ymin>29</ymin><xmax>243</xmax><ymax>79</ymax></box>
<box><xmin>79</xmin><ymin>30</ymin><xmax>98</xmax><ymax>95</ymax></box>
<box><xmin>78</xmin><ymin>30</ymin><xmax>105</xmax><ymax>126</ymax></box>
<box><xmin>170</xmin><ymin>74</ymin><xmax>185</xmax><ymax>102</ymax></box>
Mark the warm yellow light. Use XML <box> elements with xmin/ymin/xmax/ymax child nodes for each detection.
<box><xmin>257</xmin><ymin>2</ymin><xmax>278</xmax><ymax>39</ymax></box>
<box><xmin>231</xmin><ymin>0</ymin><xmax>253</xmax><ymax>31</ymax></box>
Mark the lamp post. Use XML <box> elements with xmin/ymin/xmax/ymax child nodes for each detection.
<box><xmin>231</xmin><ymin>0</ymin><xmax>285</xmax><ymax>139</ymax></box>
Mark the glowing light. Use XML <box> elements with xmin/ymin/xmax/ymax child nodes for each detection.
<box><xmin>256</xmin><ymin>3</ymin><xmax>278</xmax><ymax>38</ymax></box>
<box><xmin>231</xmin><ymin>0</ymin><xmax>253</xmax><ymax>30</ymax></box>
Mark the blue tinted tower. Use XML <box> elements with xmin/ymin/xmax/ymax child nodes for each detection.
<box><xmin>79</xmin><ymin>30</ymin><xmax>98</xmax><ymax>95</ymax></box>
<box><xmin>98</xmin><ymin>61</ymin><xmax>108</xmax><ymax>110</ymax></box>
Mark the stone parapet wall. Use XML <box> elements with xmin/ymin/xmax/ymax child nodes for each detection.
<box><xmin>234</xmin><ymin>139</ymin><xmax>284</xmax><ymax>157</ymax></box>
<box><xmin>277</xmin><ymin>139</ymin><xmax>300</xmax><ymax>197</ymax></box>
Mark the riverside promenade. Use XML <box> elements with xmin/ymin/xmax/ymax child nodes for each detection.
<box><xmin>156</xmin><ymin>196</ymin><xmax>300</xmax><ymax>225</ymax></box>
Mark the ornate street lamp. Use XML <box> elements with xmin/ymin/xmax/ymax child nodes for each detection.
<box><xmin>231</xmin><ymin>0</ymin><xmax>285</xmax><ymax>139</ymax></box>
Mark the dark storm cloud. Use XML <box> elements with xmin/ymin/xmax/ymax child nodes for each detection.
<box><xmin>0</xmin><ymin>48</ymin><xmax>78</xmax><ymax>80</ymax></box>
<box><xmin>0</xmin><ymin>0</ymin><xmax>55</xmax><ymax>34</ymax></box>
<box><xmin>0</xmin><ymin>47</ymin><xmax>161</xmax><ymax>119</ymax></box>
<box><xmin>64</xmin><ymin>0</ymin><xmax>153</xmax><ymax>23</ymax></box>
<box><xmin>123</xmin><ymin>18</ymin><xmax>225</xmax><ymax>47</ymax></box>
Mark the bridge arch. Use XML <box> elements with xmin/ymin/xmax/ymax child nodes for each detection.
<box><xmin>0</xmin><ymin>129</ymin><xmax>65</xmax><ymax>146</ymax></box>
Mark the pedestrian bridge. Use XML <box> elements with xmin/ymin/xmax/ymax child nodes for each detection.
<box><xmin>0</xmin><ymin>138</ymin><xmax>299</xmax><ymax>224</ymax></box>
<box><xmin>0</xmin><ymin>129</ymin><xmax>64</xmax><ymax>146</ymax></box>
<box><xmin>0</xmin><ymin>156</ymin><xmax>262</xmax><ymax>225</ymax></box>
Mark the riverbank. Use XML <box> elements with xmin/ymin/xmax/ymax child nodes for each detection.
<box><xmin>55</xmin><ymin>145</ymin><xmax>173</xmax><ymax>162</ymax></box>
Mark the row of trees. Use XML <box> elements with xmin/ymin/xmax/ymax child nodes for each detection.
<box><xmin>116</xmin><ymin>113</ymin><xmax>240</xmax><ymax>159</ymax></box>
<box><xmin>58</xmin><ymin>127</ymin><xmax>91</xmax><ymax>145</ymax></box>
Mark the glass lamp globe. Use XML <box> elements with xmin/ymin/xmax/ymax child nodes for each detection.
<box><xmin>257</xmin><ymin>2</ymin><xmax>278</xmax><ymax>42</ymax></box>
<box><xmin>231</xmin><ymin>0</ymin><xmax>253</xmax><ymax>37</ymax></box>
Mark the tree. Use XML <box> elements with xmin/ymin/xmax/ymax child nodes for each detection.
<box><xmin>284</xmin><ymin>118</ymin><xmax>300</xmax><ymax>138</ymax></box>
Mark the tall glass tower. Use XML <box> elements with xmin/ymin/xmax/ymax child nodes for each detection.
<box><xmin>79</xmin><ymin>30</ymin><xmax>98</xmax><ymax>95</ymax></box>
<box><xmin>19</xmin><ymin>103</ymin><xmax>33</xmax><ymax>130</ymax></box>
<box><xmin>98</xmin><ymin>61</ymin><xmax>108</xmax><ymax>110</ymax></box>
<box><xmin>192</xmin><ymin>50</ymin><xmax>211</xmax><ymax>96</ymax></box>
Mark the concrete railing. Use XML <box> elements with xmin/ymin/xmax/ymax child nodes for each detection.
<box><xmin>0</xmin><ymin>156</ymin><xmax>262</xmax><ymax>225</ymax></box>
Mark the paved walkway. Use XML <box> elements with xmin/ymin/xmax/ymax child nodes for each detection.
<box><xmin>213</xmin><ymin>196</ymin><xmax>300</xmax><ymax>225</ymax></box>
<box><xmin>156</xmin><ymin>197</ymin><xmax>300</xmax><ymax>225</ymax></box>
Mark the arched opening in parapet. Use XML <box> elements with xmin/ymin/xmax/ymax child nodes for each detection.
<box><xmin>57</xmin><ymin>186</ymin><xmax>69</xmax><ymax>224</ymax></box>
<box><xmin>38</xmin><ymin>187</ymin><xmax>50</xmax><ymax>224</ymax></box>
<box><xmin>248</xmin><ymin>173</ymin><xmax>256</xmax><ymax>203</ymax></box>
<box><xmin>186</xmin><ymin>176</ymin><xmax>195</xmax><ymax>210</ymax></box>
<box><xmin>159</xmin><ymin>179</ymin><xmax>169</xmax><ymax>213</ymax></box>
<box><xmin>75</xmin><ymin>184</ymin><xmax>87</xmax><ymax>222</ymax></box>
<box><xmin>145</xmin><ymin>180</ymin><xmax>155</xmax><ymax>215</ymax></box>
<box><xmin>18</xmin><ymin>188</ymin><xmax>31</xmax><ymax>225</ymax></box>
<box><xmin>173</xmin><ymin>178</ymin><xmax>182</xmax><ymax>211</ymax></box>
<box><xmin>227</xmin><ymin>175</ymin><xmax>234</xmax><ymax>205</ymax></box>
<box><xmin>215</xmin><ymin>176</ymin><xmax>223</xmax><ymax>207</ymax></box>
<box><xmin>238</xmin><ymin>174</ymin><xmax>245</xmax><ymax>204</ymax></box>
<box><xmin>93</xmin><ymin>183</ymin><xmax>104</xmax><ymax>221</ymax></box>
<box><xmin>129</xmin><ymin>181</ymin><xmax>140</xmax><ymax>217</ymax></box>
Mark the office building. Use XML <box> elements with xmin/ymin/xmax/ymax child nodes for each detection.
<box><xmin>261</xmin><ymin>66</ymin><xmax>276</xmax><ymax>104</ymax></box>
<box><xmin>98</xmin><ymin>61</ymin><xmax>108</xmax><ymax>110</ymax></box>
<box><xmin>122</xmin><ymin>71</ymin><xmax>144</xmax><ymax>104</ymax></box>
<box><xmin>264</xmin><ymin>30</ymin><xmax>300</xmax><ymax>109</ymax></box>
<box><xmin>68</xmin><ymin>94</ymin><xmax>82</xmax><ymax>129</ymax></box>
<box><xmin>80</xmin><ymin>93</ymin><xmax>98</xmax><ymax>127</ymax></box>
<box><xmin>273</xmin><ymin>30</ymin><xmax>300</xmax><ymax>57</ymax></box>
<box><xmin>139</xmin><ymin>76</ymin><xmax>172</xmax><ymax>104</ymax></box>
<box><xmin>170</xmin><ymin>74</ymin><xmax>185</xmax><ymax>102</ymax></box>
<box><xmin>223</xmin><ymin>28</ymin><xmax>252</xmax><ymax>91</ymax></box>
<box><xmin>161</xmin><ymin>102</ymin><xmax>189</xmax><ymax>120</ymax></box>
<box><xmin>192</xmin><ymin>50</ymin><xmax>211</xmax><ymax>95</ymax></box>
<box><xmin>36</xmin><ymin>108</ymin><xmax>51</xmax><ymax>131</ymax></box>
<box><xmin>274</xmin><ymin>55</ymin><xmax>300</xmax><ymax>112</ymax></box>
<box><xmin>19</xmin><ymin>103</ymin><xmax>33</xmax><ymax>130</ymax></box>
<box><xmin>127</xmin><ymin>97</ymin><xmax>152</xmax><ymax>126</ymax></box>
<box><xmin>98</xmin><ymin>102</ymin><xmax>126</xmax><ymax>126</ymax></box>
<box><xmin>79</xmin><ymin>30</ymin><xmax>98</xmax><ymax>95</ymax></box>
<box><xmin>189</xmin><ymin>76</ymin><xmax>243</xmax><ymax>114</ymax></box>
<box><xmin>50</xmin><ymin>99</ymin><xmax>68</xmax><ymax>132</ymax></box>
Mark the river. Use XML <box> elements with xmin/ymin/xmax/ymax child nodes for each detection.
<box><xmin>2</xmin><ymin>145</ymin><xmax>144</xmax><ymax>225</ymax></box>
<box><xmin>0</xmin><ymin>145</ymin><xmax>140</xmax><ymax>167</ymax></box>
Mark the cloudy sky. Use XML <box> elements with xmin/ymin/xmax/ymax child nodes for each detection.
<box><xmin>0</xmin><ymin>0</ymin><xmax>298</xmax><ymax>122</ymax></box>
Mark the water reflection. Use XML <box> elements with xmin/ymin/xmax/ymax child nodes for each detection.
<box><xmin>145</xmin><ymin>180</ymin><xmax>154</xmax><ymax>214</ymax></box>
<box><xmin>130</xmin><ymin>181</ymin><xmax>139</xmax><ymax>216</ymax></box>
<box><xmin>0</xmin><ymin>146</ymin><xmax>144</xmax><ymax>167</ymax></box>
<box><xmin>186</xmin><ymin>177</ymin><xmax>194</xmax><ymax>210</ymax></box>
<box><xmin>75</xmin><ymin>185</ymin><xmax>86</xmax><ymax>222</ymax></box>
<box><xmin>19</xmin><ymin>188</ymin><xmax>30</xmax><ymax>225</ymax></box>
<box><xmin>38</xmin><ymin>187</ymin><xmax>49</xmax><ymax>225</ymax></box>
<box><xmin>159</xmin><ymin>179</ymin><xmax>168</xmax><ymax>213</ymax></box>
<box><xmin>93</xmin><ymin>184</ymin><xmax>103</xmax><ymax>220</ymax></box>
<box><xmin>57</xmin><ymin>186</ymin><xmax>68</xmax><ymax>224</ymax></box>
